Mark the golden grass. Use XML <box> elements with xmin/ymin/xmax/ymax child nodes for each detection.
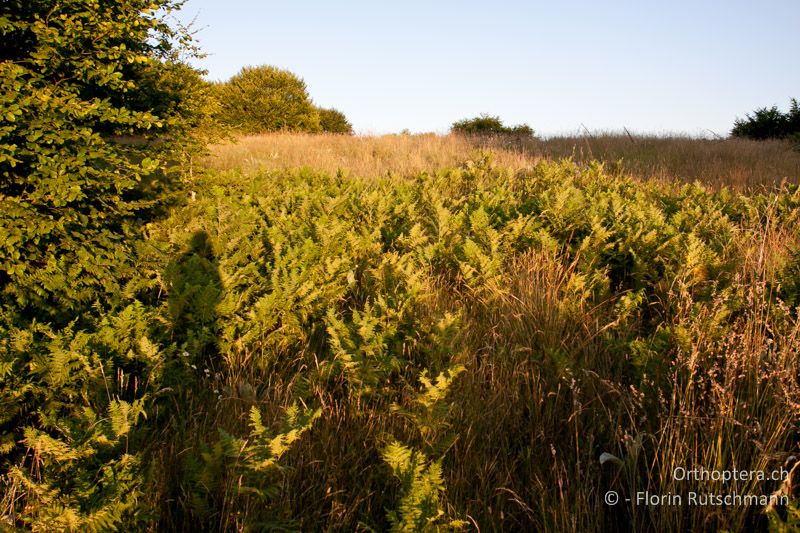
<box><xmin>515</xmin><ymin>134</ymin><xmax>800</xmax><ymax>191</ymax></box>
<box><xmin>205</xmin><ymin>132</ymin><xmax>800</xmax><ymax>191</ymax></box>
<box><xmin>140</xmin><ymin>148</ymin><xmax>800</xmax><ymax>531</ymax></box>
<box><xmin>203</xmin><ymin>132</ymin><xmax>538</xmax><ymax>178</ymax></box>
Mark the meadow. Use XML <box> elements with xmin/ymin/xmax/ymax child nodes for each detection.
<box><xmin>135</xmin><ymin>134</ymin><xmax>800</xmax><ymax>529</ymax></box>
<box><xmin>207</xmin><ymin>132</ymin><xmax>800</xmax><ymax>190</ymax></box>
<box><xmin>5</xmin><ymin>3</ymin><xmax>800</xmax><ymax>531</ymax></box>
<box><xmin>4</xmin><ymin>130</ymin><xmax>800</xmax><ymax>531</ymax></box>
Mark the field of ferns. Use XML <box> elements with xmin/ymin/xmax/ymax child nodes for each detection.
<box><xmin>4</xmin><ymin>134</ymin><xmax>800</xmax><ymax>531</ymax></box>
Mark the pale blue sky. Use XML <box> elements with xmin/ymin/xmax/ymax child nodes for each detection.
<box><xmin>175</xmin><ymin>0</ymin><xmax>800</xmax><ymax>136</ymax></box>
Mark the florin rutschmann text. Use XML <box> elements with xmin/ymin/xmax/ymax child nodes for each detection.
<box><xmin>603</xmin><ymin>466</ymin><xmax>790</xmax><ymax>507</ymax></box>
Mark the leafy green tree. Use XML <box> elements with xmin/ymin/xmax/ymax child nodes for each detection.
<box><xmin>0</xmin><ymin>0</ymin><xmax>208</xmax><ymax>528</ymax></box>
<box><xmin>216</xmin><ymin>65</ymin><xmax>322</xmax><ymax>134</ymax></box>
<box><xmin>731</xmin><ymin>98</ymin><xmax>800</xmax><ymax>140</ymax></box>
<box><xmin>0</xmin><ymin>0</ymin><xmax>209</xmax><ymax>320</ymax></box>
<box><xmin>451</xmin><ymin>113</ymin><xmax>535</xmax><ymax>138</ymax></box>
<box><xmin>318</xmin><ymin>107</ymin><xmax>354</xmax><ymax>134</ymax></box>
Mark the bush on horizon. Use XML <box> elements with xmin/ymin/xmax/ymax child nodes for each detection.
<box><xmin>215</xmin><ymin>65</ymin><xmax>320</xmax><ymax>133</ymax></box>
<box><xmin>731</xmin><ymin>98</ymin><xmax>800</xmax><ymax>141</ymax></box>
<box><xmin>451</xmin><ymin>113</ymin><xmax>535</xmax><ymax>138</ymax></box>
<box><xmin>215</xmin><ymin>65</ymin><xmax>353</xmax><ymax>135</ymax></box>
<box><xmin>317</xmin><ymin>107</ymin><xmax>354</xmax><ymax>134</ymax></box>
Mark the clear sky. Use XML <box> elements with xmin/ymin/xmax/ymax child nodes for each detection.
<box><xmin>174</xmin><ymin>0</ymin><xmax>800</xmax><ymax>136</ymax></box>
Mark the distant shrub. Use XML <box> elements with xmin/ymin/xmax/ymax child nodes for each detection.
<box><xmin>317</xmin><ymin>107</ymin><xmax>354</xmax><ymax>134</ymax></box>
<box><xmin>508</xmin><ymin>123</ymin><xmax>535</xmax><ymax>137</ymax></box>
<box><xmin>216</xmin><ymin>65</ymin><xmax>321</xmax><ymax>134</ymax></box>
<box><xmin>451</xmin><ymin>113</ymin><xmax>535</xmax><ymax>138</ymax></box>
<box><xmin>731</xmin><ymin>98</ymin><xmax>800</xmax><ymax>140</ymax></box>
<box><xmin>452</xmin><ymin>114</ymin><xmax>505</xmax><ymax>135</ymax></box>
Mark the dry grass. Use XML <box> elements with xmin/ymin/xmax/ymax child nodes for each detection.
<box><xmin>153</xmin><ymin>135</ymin><xmax>800</xmax><ymax>531</ymax></box>
<box><xmin>439</xmin><ymin>235</ymin><xmax>800</xmax><ymax>531</ymax></box>
<box><xmin>203</xmin><ymin>132</ymin><xmax>538</xmax><ymax>178</ymax></box>
<box><xmin>205</xmin><ymin>132</ymin><xmax>800</xmax><ymax>191</ymax></box>
<box><xmin>510</xmin><ymin>134</ymin><xmax>800</xmax><ymax>191</ymax></box>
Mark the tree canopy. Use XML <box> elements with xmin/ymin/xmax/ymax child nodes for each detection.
<box><xmin>318</xmin><ymin>107</ymin><xmax>354</xmax><ymax>134</ymax></box>
<box><xmin>215</xmin><ymin>65</ymin><xmax>322</xmax><ymax>134</ymax></box>
<box><xmin>0</xmin><ymin>0</ymin><xmax>209</xmax><ymax>319</ymax></box>
<box><xmin>0</xmin><ymin>1</ymin><xmax>210</xmax><ymax>528</ymax></box>
<box><xmin>731</xmin><ymin>98</ymin><xmax>800</xmax><ymax>140</ymax></box>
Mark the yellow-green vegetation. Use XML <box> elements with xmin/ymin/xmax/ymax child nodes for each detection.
<box><xmin>142</xmin><ymin>152</ymin><xmax>800</xmax><ymax>531</ymax></box>
<box><xmin>2</xmin><ymin>4</ymin><xmax>800</xmax><ymax>531</ymax></box>
<box><xmin>9</xmin><ymin>140</ymin><xmax>800</xmax><ymax>529</ymax></box>
<box><xmin>213</xmin><ymin>65</ymin><xmax>354</xmax><ymax>135</ymax></box>
<box><xmin>207</xmin><ymin>131</ymin><xmax>800</xmax><ymax>191</ymax></box>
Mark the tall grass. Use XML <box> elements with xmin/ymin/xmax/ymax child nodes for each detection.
<box><xmin>9</xmin><ymin>133</ymin><xmax>796</xmax><ymax>530</ymax></box>
<box><xmin>483</xmin><ymin>132</ymin><xmax>800</xmax><ymax>191</ymax></box>
<box><xmin>205</xmin><ymin>132</ymin><xmax>800</xmax><ymax>191</ymax></box>
<box><xmin>203</xmin><ymin>132</ymin><xmax>537</xmax><ymax>178</ymax></box>
<box><xmin>132</xmin><ymin>147</ymin><xmax>800</xmax><ymax>531</ymax></box>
